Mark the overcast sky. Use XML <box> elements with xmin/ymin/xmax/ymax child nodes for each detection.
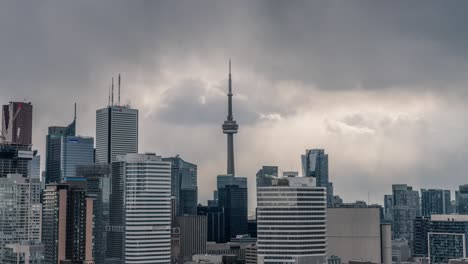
<box><xmin>2</xmin><ymin>1</ymin><xmax>468</xmax><ymax>209</ymax></box>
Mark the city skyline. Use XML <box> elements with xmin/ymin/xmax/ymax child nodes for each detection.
<box><xmin>3</xmin><ymin>1</ymin><xmax>468</xmax><ymax>208</ymax></box>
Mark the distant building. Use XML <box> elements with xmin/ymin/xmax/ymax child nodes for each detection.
<box><xmin>175</xmin><ymin>215</ymin><xmax>207</xmax><ymax>264</ymax></box>
<box><xmin>257</xmin><ymin>176</ymin><xmax>327</xmax><ymax>264</ymax></box>
<box><xmin>206</xmin><ymin>241</ymin><xmax>250</xmax><ymax>263</ymax></box>
<box><xmin>392</xmin><ymin>239</ymin><xmax>411</xmax><ymax>263</ymax></box>
<box><xmin>4</xmin><ymin>240</ymin><xmax>44</xmax><ymax>264</ymax></box>
<box><xmin>189</xmin><ymin>254</ymin><xmax>237</xmax><ymax>264</ymax></box>
<box><xmin>2</xmin><ymin>102</ymin><xmax>33</xmax><ymax>145</ymax></box>
<box><xmin>421</xmin><ymin>189</ymin><xmax>452</xmax><ymax>217</ymax></box>
<box><xmin>456</xmin><ymin>185</ymin><xmax>468</xmax><ymax>214</ymax></box>
<box><xmin>41</xmin><ymin>180</ymin><xmax>94</xmax><ymax>264</ymax></box>
<box><xmin>301</xmin><ymin>149</ymin><xmax>333</xmax><ymax>206</ymax></box>
<box><xmin>198</xmin><ymin>204</ymin><xmax>226</xmax><ymax>243</ymax></box>
<box><xmin>217</xmin><ymin>175</ymin><xmax>248</xmax><ymax>240</ymax></box>
<box><xmin>0</xmin><ymin>143</ymin><xmax>33</xmax><ymax>178</ymax></box>
<box><xmin>392</xmin><ymin>184</ymin><xmax>420</xmax><ymax>249</ymax></box>
<box><xmin>256</xmin><ymin>166</ymin><xmax>278</xmax><ymax>189</ymax></box>
<box><xmin>76</xmin><ymin>164</ymin><xmax>111</xmax><ymax>264</ymax></box>
<box><xmin>163</xmin><ymin>156</ymin><xmax>198</xmax><ymax>216</ymax></box>
<box><xmin>384</xmin><ymin>195</ymin><xmax>393</xmax><ymax>222</ymax></box>
<box><xmin>245</xmin><ymin>244</ymin><xmax>257</xmax><ymax>264</ymax></box>
<box><xmin>95</xmin><ymin>105</ymin><xmax>138</xmax><ymax>164</ymax></box>
<box><xmin>0</xmin><ymin>174</ymin><xmax>42</xmax><ymax>263</ymax></box>
<box><xmin>106</xmin><ymin>153</ymin><xmax>171</xmax><ymax>264</ymax></box>
<box><xmin>29</xmin><ymin>153</ymin><xmax>40</xmax><ymax>179</ymax></box>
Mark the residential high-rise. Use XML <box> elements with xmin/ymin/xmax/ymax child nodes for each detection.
<box><xmin>107</xmin><ymin>153</ymin><xmax>171</xmax><ymax>264</ymax></box>
<box><xmin>41</xmin><ymin>180</ymin><xmax>94</xmax><ymax>264</ymax></box>
<box><xmin>76</xmin><ymin>164</ymin><xmax>111</xmax><ymax>264</ymax></box>
<box><xmin>0</xmin><ymin>174</ymin><xmax>41</xmax><ymax>262</ymax></box>
<box><xmin>163</xmin><ymin>156</ymin><xmax>198</xmax><ymax>216</ymax></box>
<box><xmin>456</xmin><ymin>185</ymin><xmax>468</xmax><ymax>214</ymax></box>
<box><xmin>217</xmin><ymin>175</ymin><xmax>248</xmax><ymax>240</ymax></box>
<box><xmin>392</xmin><ymin>184</ymin><xmax>420</xmax><ymax>250</ymax></box>
<box><xmin>257</xmin><ymin>177</ymin><xmax>327</xmax><ymax>264</ymax></box>
<box><xmin>421</xmin><ymin>189</ymin><xmax>451</xmax><ymax>217</ymax></box>
<box><xmin>1</xmin><ymin>102</ymin><xmax>33</xmax><ymax>145</ymax></box>
<box><xmin>0</xmin><ymin>143</ymin><xmax>33</xmax><ymax>178</ymax></box>
<box><xmin>222</xmin><ymin>61</ymin><xmax>239</xmax><ymax>176</ymax></box>
<box><xmin>413</xmin><ymin>215</ymin><xmax>468</xmax><ymax>263</ymax></box>
<box><xmin>301</xmin><ymin>149</ymin><xmax>333</xmax><ymax>206</ymax></box>
<box><xmin>256</xmin><ymin>166</ymin><xmax>278</xmax><ymax>189</ymax></box>
<box><xmin>383</xmin><ymin>195</ymin><xmax>393</xmax><ymax>222</ymax></box>
<box><xmin>95</xmin><ymin>105</ymin><xmax>138</xmax><ymax>164</ymax></box>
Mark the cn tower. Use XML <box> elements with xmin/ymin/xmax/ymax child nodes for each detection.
<box><xmin>222</xmin><ymin>60</ymin><xmax>239</xmax><ymax>176</ymax></box>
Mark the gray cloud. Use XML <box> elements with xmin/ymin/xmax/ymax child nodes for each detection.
<box><xmin>2</xmin><ymin>1</ymin><xmax>468</xmax><ymax>209</ymax></box>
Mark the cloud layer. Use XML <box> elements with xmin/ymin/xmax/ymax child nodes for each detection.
<box><xmin>2</xmin><ymin>1</ymin><xmax>468</xmax><ymax>210</ymax></box>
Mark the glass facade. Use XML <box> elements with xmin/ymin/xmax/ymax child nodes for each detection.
<box><xmin>162</xmin><ymin>156</ymin><xmax>198</xmax><ymax>216</ymax></box>
<box><xmin>421</xmin><ymin>189</ymin><xmax>452</xmax><ymax>217</ymax></box>
<box><xmin>217</xmin><ymin>175</ymin><xmax>248</xmax><ymax>241</ymax></box>
<box><xmin>301</xmin><ymin>149</ymin><xmax>333</xmax><ymax>207</ymax></box>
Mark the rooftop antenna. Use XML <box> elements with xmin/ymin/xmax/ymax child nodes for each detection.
<box><xmin>111</xmin><ymin>77</ymin><xmax>114</xmax><ymax>106</ymax></box>
<box><xmin>118</xmin><ymin>74</ymin><xmax>121</xmax><ymax>106</ymax></box>
<box><xmin>74</xmin><ymin>102</ymin><xmax>77</xmax><ymax>121</ymax></box>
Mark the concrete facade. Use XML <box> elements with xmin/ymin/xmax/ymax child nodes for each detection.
<box><xmin>327</xmin><ymin>207</ymin><xmax>382</xmax><ymax>264</ymax></box>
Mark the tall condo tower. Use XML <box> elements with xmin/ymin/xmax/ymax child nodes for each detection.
<box><xmin>96</xmin><ymin>75</ymin><xmax>138</xmax><ymax>163</ymax></box>
<box><xmin>222</xmin><ymin>61</ymin><xmax>238</xmax><ymax>176</ymax></box>
<box><xmin>1</xmin><ymin>102</ymin><xmax>33</xmax><ymax>145</ymax></box>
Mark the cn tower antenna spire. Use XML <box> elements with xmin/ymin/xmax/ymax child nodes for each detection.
<box><xmin>222</xmin><ymin>60</ymin><xmax>239</xmax><ymax>176</ymax></box>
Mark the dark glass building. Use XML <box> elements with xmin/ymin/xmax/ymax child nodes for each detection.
<box><xmin>301</xmin><ymin>149</ymin><xmax>333</xmax><ymax>206</ymax></box>
<box><xmin>76</xmin><ymin>164</ymin><xmax>110</xmax><ymax>264</ymax></box>
<box><xmin>198</xmin><ymin>204</ymin><xmax>226</xmax><ymax>243</ymax></box>
<box><xmin>45</xmin><ymin>107</ymin><xmax>77</xmax><ymax>184</ymax></box>
<box><xmin>256</xmin><ymin>166</ymin><xmax>278</xmax><ymax>189</ymax></box>
<box><xmin>421</xmin><ymin>189</ymin><xmax>451</xmax><ymax>217</ymax></box>
<box><xmin>163</xmin><ymin>156</ymin><xmax>198</xmax><ymax>216</ymax></box>
<box><xmin>0</xmin><ymin>143</ymin><xmax>33</xmax><ymax>178</ymax></box>
<box><xmin>217</xmin><ymin>175</ymin><xmax>248</xmax><ymax>240</ymax></box>
<box><xmin>456</xmin><ymin>185</ymin><xmax>468</xmax><ymax>214</ymax></box>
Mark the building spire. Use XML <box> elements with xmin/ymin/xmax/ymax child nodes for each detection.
<box><xmin>222</xmin><ymin>60</ymin><xmax>239</xmax><ymax>176</ymax></box>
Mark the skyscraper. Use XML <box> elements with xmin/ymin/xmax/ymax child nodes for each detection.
<box><xmin>45</xmin><ymin>105</ymin><xmax>78</xmax><ymax>183</ymax></box>
<box><xmin>197</xmin><ymin>204</ymin><xmax>226</xmax><ymax>243</ymax></box>
<box><xmin>257</xmin><ymin>176</ymin><xmax>327</xmax><ymax>264</ymax></box>
<box><xmin>95</xmin><ymin>104</ymin><xmax>138</xmax><ymax>164</ymax></box>
<box><xmin>107</xmin><ymin>153</ymin><xmax>171</xmax><ymax>264</ymax></box>
<box><xmin>421</xmin><ymin>189</ymin><xmax>451</xmax><ymax>217</ymax></box>
<box><xmin>0</xmin><ymin>174</ymin><xmax>41</xmax><ymax>262</ymax></box>
<box><xmin>76</xmin><ymin>164</ymin><xmax>111</xmax><ymax>264</ymax></box>
<box><xmin>0</xmin><ymin>143</ymin><xmax>33</xmax><ymax>178</ymax></box>
<box><xmin>41</xmin><ymin>180</ymin><xmax>94</xmax><ymax>264</ymax></box>
<box><xmin>45</xmin><ymin>135</ymin><xmax>94</xmax><ymax>183</ymax></box>
<box><xmin>163</xmin><ymin>156</ymin><xmax>198</xmax><ymax>216</ymax></box>
<box><xmin>1</xmin><ymin>102</ymin><xmax>33</xmax><ymax>145</ymax></box>
<box><xmin>217</xmin><ymin>175</ymin><xmax>248</xmax><ymax>240</ymax></box>
<box><xmin>392</xmin><ymin>184</ymin><xmax>420</xmax><ymax>249</ymax></box>
<box><xmin>383</xmin><ymin>194</ymin><xmax>393</xmax><ymax>222</ymax></box>
<box><xmin>456</xmin><ymin>185</ymin><xmax>468</xmax><ymax>214</ymax></box>
<box><xmin>256</xmin><ymin>166</ymin><xmax>278</xmax><ymax>189</ymax></box>
<box><xmin>222</xmin><ymin>61</ymin><xmax>238</xmax><ymax>176</ymax></box>
<box><xmin>301</xmin><ymin>149</ymin><xmax>333</xmax><ymax>207</ymax></box>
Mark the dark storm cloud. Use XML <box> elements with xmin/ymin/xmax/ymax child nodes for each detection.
<box><xmin>2</xmin><ymin>1</ymin><xmax>468</xmax><ymax>205</ymax></box>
